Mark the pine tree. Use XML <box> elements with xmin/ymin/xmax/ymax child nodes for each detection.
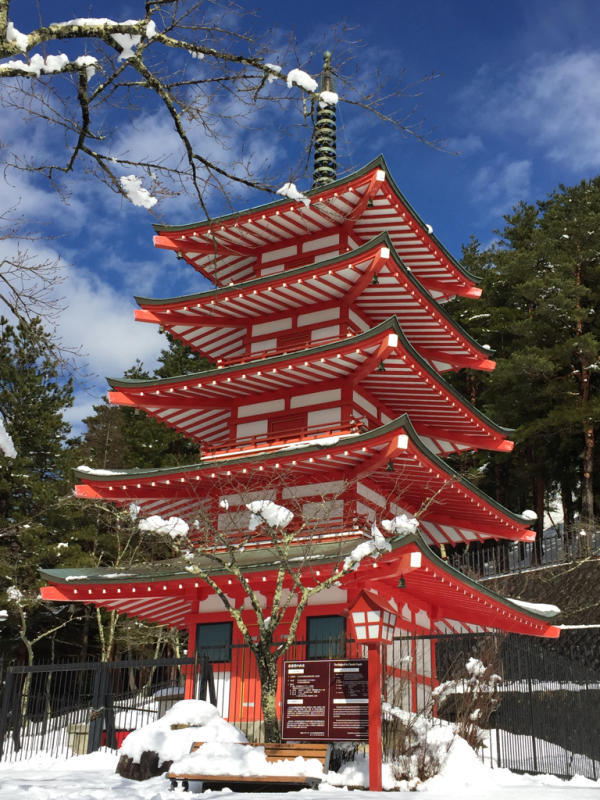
<box><xmin>449</xmin><ymin>179</ymin><xmax>600</xmax><ymax>548</ymax></box>
<box><xmin>66</xmin><ymin>333</ymin><xmax>214</xmax><ymax>659</ymax></box>
<box><xmin>0</xmin><ymin>317</ymin><xmax>79</xmax><ymax>661</ymax></box>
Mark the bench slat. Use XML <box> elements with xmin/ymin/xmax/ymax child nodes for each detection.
<box><xmin>167</xmin><ymin>773</ymin><xmax>310</xmax><ymax>783</ymax></box>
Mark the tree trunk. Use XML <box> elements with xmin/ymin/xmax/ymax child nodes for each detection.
<box><xmin>533</xmin><ymin>473</ymin><xmax>545</xmax><ymax>564</ymax></box>
<box><xmin>80</xmin><ymin>605</ymin><xmax>91</xmax><ymax>661</ymax></box>
<box><xmin>581</xmin><ymin>420</ymin><xmax>595</xmax><ymax>535</ymax></box>
<box><xmin>561</xmin><ymin>483</ymin><xmax>575</xmax><ymax>531</ymax></box>
<box><xmin>257</xmin><ymin>656</ymin><xmax>280</xmax><ymax>743</ymax></box>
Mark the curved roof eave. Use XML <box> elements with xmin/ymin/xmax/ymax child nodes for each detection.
<box><xmin>106</xmin><ymin>315</ymin><xmax>511</xmax><ymax>438</ymax></box>
<box><xmin>153</xmin><ymin>154</ymin><xmax>480</xmax><ymax>289</ymax></box>
<box><xmin>392</xmin><ymin>532</ymin><xmax>560</xmax><ymax>623</ymax></box>
<box><xmin>73</xmin><ymin>412</ymin><xmax>527</xmax><ymax>527</ymax></box>
<box><xmin>153</xmin><ymin>156</ymin><xmax>388</xmax><ymax>234</ymax></box>
<box><xmin>134</xmin><ymin>232</ymin><xmax>494</xmax><ymax>361</ymax></box>
<box><xmin>39</xmin><ymin>530</ymin><xmax>558</xmax><ymax>627</ymax></box>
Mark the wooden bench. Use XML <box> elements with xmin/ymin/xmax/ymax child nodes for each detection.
<box><xmin>168</xmin><ymin>741</ymin><xmax>331</xmax><ymax>792</ymax></box>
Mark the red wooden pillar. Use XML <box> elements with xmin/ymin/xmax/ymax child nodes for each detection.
<box><xmin>367</xmin><ymin>642</ymin><xmax>383</xmax><ymax>792</ymax></box>
<box><xmin>184</xmin><ymin>619</ymin><xmax>197</xmax><ymax>700</ymax></box>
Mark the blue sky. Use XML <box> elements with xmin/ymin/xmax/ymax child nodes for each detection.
<box><xmin>6</xmin><ymin>0</ymin><xmax>600</xmax><ymax>435</ymax></box>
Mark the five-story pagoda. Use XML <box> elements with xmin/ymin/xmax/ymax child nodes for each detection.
<box><xmin>42</xmin><ymin>60</ymin><xmax>559</xmax><ymax>733</ymax></box>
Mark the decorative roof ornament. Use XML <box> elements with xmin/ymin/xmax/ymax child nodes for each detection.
<box><xmin>312</xmin><ymin>51</ymin><xmax>337</xmax><ymax>188</ymax></box>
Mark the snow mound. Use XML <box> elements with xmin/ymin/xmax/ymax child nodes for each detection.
<box><xmin>381</xmin><ymin>514</ymin><xmax>419</xmax><ymax>536</ymax></box>
<box><xmin>276</xmin><ymin>181</ymin><xmax>310</xmax><ymax>207</ymax></box>
<box><xmin>343</xmin><ymin>522</ymin><xmax>391</xmax><ymax>571</ymax></box>
<box><xmin>119</xmin><ymin>174</ymin><xmax>157</xmax><ymax>209</ymax></box>
<box><xmin>118</xmin><ymin>700</ymin><xmax>246</xmax><ymax>765</ymax></box>
<box><xmin>286</xmin><ymin>68</ymin><xmax>317</xmax><ymax>93</ymax></box>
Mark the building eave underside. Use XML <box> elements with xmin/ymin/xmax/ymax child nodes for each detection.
<box><xmin>39</xmin><ymin>531</ymin><xmax>559</xmax><ymax>638</ymax></box>
<box><xmin>106</xmin><ymin>316</ymin><xmax>512</xmax><ymax>456</ymax></box>
<box><xmin>73</xmin><ymin>414</ymin><xmax>532</xmax><ymax>546</ymax></box>
<box><xmin>153</xmin><ymin>156</ymin><xmax>480</xmax><ymax>296</ymax></box>
<box><xmin>134</xmin><ymin>233</ymin><xmax>494</xmax><ymax>368</ymax></box>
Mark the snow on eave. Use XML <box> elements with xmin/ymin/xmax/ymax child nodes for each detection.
<box><xmin>76</xmin><ymin>465</ymin><xmax>131</xmax><ymax>476</ymax></box>
<box><xmin>507</xmin><ymin>597</ymin><xmax>561</xmax><ymax>618</ymax></box>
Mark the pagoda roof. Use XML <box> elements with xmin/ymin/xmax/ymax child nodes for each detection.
<box><xmin>135</xmin><ymin>233</ymin><xmax>495</xmax><ymax>374</ymax></box>
<box><xmin>153</xmin><ymin>155</ymin><xmax>481</xmax><ymax>301</ymax></box>
<box><xmin>39</xmin><ymin>531</ymin><xmax>559</xmax><ymax>638</ymax></box>
<box><xmin>107</xmin><ymin>317</ymin><xmax>512</xmax><ymax>456</ymax></box>
<box><xmin>73</xmin><ymin>414</ymin><xmax>532</xmax><ymax>547</ymax></box>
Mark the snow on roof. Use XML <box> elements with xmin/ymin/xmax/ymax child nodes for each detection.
<box><xmin>77</xmin><ymin>465</ymin><xmax>130</xmax><ymax>476</ymax></box>
<box><xmin>508</xmin><ymin>598</ymin><xmax>560</xmax><ymax>618</ymax></box>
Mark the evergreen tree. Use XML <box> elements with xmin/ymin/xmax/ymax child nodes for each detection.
<box><xmin>449</xmin><ymin>178</ymin><xmax>600</xmax><ymax>547</ymax></box>
<box><xmin>82</xmin><ymin>336</ymin><xmax>213</xmax><ymax>471</ymax></box>
<box><xmin>0</xmin><ymin>317</ymin><xmax>80</xmax><ymax>661</ymax></box>
<box><xmin>64</xmin><ymin>333</ymin><xmax>214</xmax><ymax>659</ymax></box>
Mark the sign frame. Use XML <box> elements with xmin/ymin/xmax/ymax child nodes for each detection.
<box><xmin>281</xmin><ymin>658</ymin><xmax>369</xmax><ymax>741</ymax></box>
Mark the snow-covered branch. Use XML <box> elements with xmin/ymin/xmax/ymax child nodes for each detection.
<box><xmin>0</xmin><ymin>1</ymin><xmax>440</xmax><ymax>212</ymax></box>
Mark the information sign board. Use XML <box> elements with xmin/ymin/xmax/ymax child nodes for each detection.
<box><xmin>282</xmin><ymin>659</ymin><xmax>368</xmax><ymax>741</ymax></box>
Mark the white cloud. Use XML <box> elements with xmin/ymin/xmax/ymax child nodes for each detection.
<box><xmin>465</xmin><ymin>50</ymin><xmax>600</xmax><ymax>171</ymax></box>
<box><xmin>470</xmin><ymin>156</ymin><xmax>532</xmax><ymax>218</ymax></box>
<box><xmin>57</xmin><ymin>260</ymin><xmax>161</xmax><ymax>378</ymax></box>
<box><xmin>444</xmin><ymin>133</ymin><xmax>484</xmax><ymax>156</ymax></box>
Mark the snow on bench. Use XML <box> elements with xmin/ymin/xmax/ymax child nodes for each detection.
<box><xmin>167</xmin><ymin>741</ymin><xmax>331</xmax><ymax>792</ymax></box>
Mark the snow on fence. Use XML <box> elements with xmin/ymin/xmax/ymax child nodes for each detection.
<box><xmin>0</xmin><ymin>634</ymin><xmax>598</xmax><ymax>781</ymax></box>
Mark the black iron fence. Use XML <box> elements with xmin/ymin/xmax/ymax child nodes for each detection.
<box><xmin>446</xmin><ymin>528</ymin><xmax>600</xmax><ymax>580</ymax></box>
<box><xmin>0</xmin><ymin>634</ymin><xmax>598</xmax><ymax>781</ymax></box>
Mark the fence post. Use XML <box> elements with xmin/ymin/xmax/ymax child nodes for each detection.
<box><xmin>525</xmin><ymin>643</ymin><xmax>538</xmax><ymax>773</ymax></box>
<box><xmin>495</xmin><ymin>725</ymin><xmax>501</xmax><ymax>769</ymax></box>
<box><xmin>198</xmin><ymin>657</ymin><xmax>216</xmax><ymax>706</ymax></box>
<box><xmin>0</xmin><ymin>669</ymin><xmax>16</xmax><ymax>761</ymax></box>
<box><xmin>87</xmin><ymin>663</ymin><xmax>109</xmax><ymax>754</ymax></box>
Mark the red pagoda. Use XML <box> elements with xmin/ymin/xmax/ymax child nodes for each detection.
<box><xmin>41</xmin><ymin>74</ymin><xmax>559</xmax><ymax>756</ymax></box>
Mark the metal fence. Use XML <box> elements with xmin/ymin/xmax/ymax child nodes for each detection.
<box><xmin>431</xmin><ymin>633</ymin><xmax>600</xmax><ymax>780</ymax></box>
<box><xmin>446</xmin><ymin>528</ymin><xmax>600</xmax><ymax>580</ymax></box>
<box><xmin>1</xmin><ymin>634</ymin><xmax>598</xmax><ymax>781</ymax></box>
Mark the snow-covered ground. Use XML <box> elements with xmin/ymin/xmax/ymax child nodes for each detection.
<box><xmin>0</xmin><ymin>748</ymin><xmax>598</xmax><ymax>800</ymax></box>
<box><xmin>1</xmin><ymin>700</ymin><xmax>598</xmax><ymax>798</ymax></box>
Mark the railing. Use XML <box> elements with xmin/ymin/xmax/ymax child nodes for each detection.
<box><xmin>1</xmin><ymin>634</ymin><xmax>598</xmax><ymax>781</ymax></box>
<box><xmin>201</xmin><ymin>422</ymin><xmax>362</xmax><ymax>459</ymax></box>
<box><xmin>215</xmin><ymin>333</ymin><xmax>357</xmax><ymax>368</ymax></box>
<box><xmin>445</xmin><ymin>528</ymin><xmax>600</xmax><ymax>580</ymax></box>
